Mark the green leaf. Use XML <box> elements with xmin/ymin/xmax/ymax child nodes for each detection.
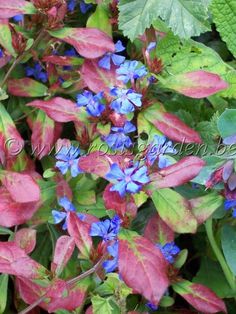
<box><xmin>191</xmin><ymin>192</ymin><xmax>224</xmax><ymax>224</ymax></box>
<box><xmin>211</xmin><ymin>0</ymin><xmax>236</xmax><ymax>58</ymax></box>
<box><xmin>0</xmin><ymin>21</ymin><xmax>16</xmax><ymax>57</ymax></box>
<box><xmin>217</xmin><ymin>109</ymin><xmax>236</xmax><ymax>138</ymax></box>
<box><xmin>151</xmin><ymin>189</ymin><xmax>197</xmax><ymax>233</ymax></box>
<box><xmin>193</xmin><ymin>257</ymin><xmax>235</xmax><ymax>298</ymax></box>
<box><xmin>221</xmin><ymin>224</ymin><xmax>236</xmax><ymax>276</ymax></box>
<box><xmin>118</xmin><ymin>0</ymin><xmax>210</xmax><ymax>41</ymax></box>
<box><xmin>95</xmin><ymin>273</ymin><xmax>132</xmax><ymax>298</ymax></box>
<box><xmin>0</xmin><ymin>274</ymin><xmax>8</xmax><ymax>314</ymax></box>
<box><xmin>87</xmin><ymin>4</ymin><xmax>112</xmax><ymax>36</ymax></box>
<box><xmin>156</xmin><ymin>32</ymin><xmax>236</xmax><ymax>98</ymax></box>
<box><xmin>91</xmin><ymin>296</ymin><xmax>120</xmax><ymax>314</ymax></box>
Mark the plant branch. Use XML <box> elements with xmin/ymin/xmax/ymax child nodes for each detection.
<box><xmin>0</xmin><ymin>29</ymin><xmax>46</xmax><ymax>89</ymax></box>
<box><xmin>18</xmin><ymin>254</ymin><xmax>107</xmax><ymax>314</ymax></box>
<box><xmin>205</xmin><ymin>219</ymin><xmax>236</xmax><ymax>292</ymax></box>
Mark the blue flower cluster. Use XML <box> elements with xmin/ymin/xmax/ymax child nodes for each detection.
<box><xmin>156</xmin><ymin>242</ymin><xmax>180</xmax><ymax>264</ymax></box>
<box><xmin>90</xmin><ymin>215</ymin><xmax>121</xmax><ymax>273</ymax></box>
<box><xmin>77</xmin><ymin>90</ymin><xmax>105</xmax><ymax>117</ymax></box>
<box><xmin>224</xmin><ymin>199</ymin><xmax>236</xmax><ymax>218</ymax></box>
<box><xmin>110</xmin><ymin>87</ymin><xmax>142</xmax><ymax>114</ymax></box>
<box><xmin>98</xmin><ymin>41</ymin><xmax>125</xmax><ymax>70</ymax></box>
<box><xmin>13</xmin><ymin>15</ymin><xmax>23</xmax><ymax>22</ymax></box>
<box><xmin>106</xmin><ymin>163</ymin><xmax>149</xmax><ymax>197</ymax></box>
<box><xmin>104</xmin><ymin>121</ymin><xmax>136</xmax><ymax>151</ymax></box>
<box><xmin>25</xmin><ymin>62</ymin><xmax>48</xmax><ymax>83</ymax></box>
<box><xmin>55</xmin><ymin>145</ymin><xmax>83</xmax><ymax>177</ymax></box>
<box><xmin>116</xmin><ymin>60</ymin><xmax>148</xmax><ymax>84</ymax></box>
<box><xmin>67</xmin><ymin>0</ymin><xmax>92</xmax><ymax>13</ymax></box>
<box><xmin>52</xmin><ymin>196</ymin><xmax>84</xmax><ymax>230</ymax></box>
<box><xmin>147</xmin><ymin>135</ymin><xmax>177</xmax><ymax>168</ymax></box>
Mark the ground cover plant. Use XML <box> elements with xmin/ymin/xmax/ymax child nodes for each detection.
<box><xmin>0</xmin><ymin>0</ymin><xmax>236</xmax><ymax>313</ymax></box>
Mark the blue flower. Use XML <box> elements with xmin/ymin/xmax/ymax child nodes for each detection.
<box><xmin>116</xmin><ymin>60</ymin><xmax>148</xmax><ymax>84</ymax></box>
<box><xmin>147</xmin><ymin>135</ymin><xmax>177</xmax><ymax>168</ymax></box>
<box><xmin>76</xmin><ymin>90</ymin><xmax>105</xmax><ymax>117</ymax></box>
<box><xmin>64</xmin><ymin>48</ymin><xmax>78</xmax><ymax>57</ymax></box>
<box><xmin>80</xmin><ymin>0</ymin><xmax>93</xmax><ymax>14</ymax></box>
<box><xmin>0</xmin><ymin>49</ymin><xmax>3</xmax><ymax>58</ymax></box>
<box><xmin>13</xmin><ymin>15</ymin><xmax>23</xmax><ymax>22</ymax></box>
<box><xmin>67</xmin><ymin>0</ymin><xmax>76</xmax><ymax>12</ymax></box>
<box><xmin>103</xmin><ymin>241</ymin><xmax>119</xmax><ymax>273</ymax></box>
<box><xmin>106</xmin><ymin>163</ymin><xmax>150</xmax><ymax>197</ymax></box>
<box><xmin>224</xmin><ymin>199</ymin><xmax>236</xmax><ymax>218</ymax></box>
<box><xmin>146</xmin><ymin>302</ymin><xmax>158</xmax><ymax>311</ymax></box>
<box><xmin>90</xmin><ymin>215</ymin><xmax>121</xmax><ymax>241</ymax></box>
<box><xmin>98</xmin><ymin>40</ymin><xmax>125</xmax><ymax>70</ymax></box>
<box><xmin>52</xmin><ymin>197</ymin><xmax>84</xmax><ymax>230</ymax></box>
<box><xmin>55</xmin><ymin>145</ymin><xmax>83</xmax><ymax>177</ymax></box>
<box><xmin>104</xmin><ymin>121</ymin><xmax>136</xmax><ymax>151</ymax></box>
<box><xmin>146</xmin><ymin>42</ymin><xmax>156</xmax><ymax>52</ymax></box>
<box><xmin>110</xmin><ymin>87</ymin><xmax>142</xmax><ymax>114</ymax></box>
<box><xmin>156</xmin><ymin>242</ymin><xmax>180</xmax><ymax>264</ymax></box>
<box><xmin>25</xmin><ymin>62</ymin><xmax>48</xmax><ymax>83</ymax></box>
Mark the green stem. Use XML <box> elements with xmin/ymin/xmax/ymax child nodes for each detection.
<box><xmin>205</xmin><ymin>219</ymin><xmax>236</xmax><ymax>291</ymax></box>
<box><xmin>0</xmin><ymin>29</ymin><xmax>46</xmax><ymax>89</ymax></box>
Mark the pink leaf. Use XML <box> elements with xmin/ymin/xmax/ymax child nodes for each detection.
<box><xmin>149</xmin><ymin>157</ymin><xmax>205</xmax><ymax>189</ymax></box>
<box><xmin>31</xmin><ymin>110</ymin><xmax>56</xmax><ymax>159</ymax></box>
<box><xmin>166</xmin><ymin>70</ymin><xmax>229</xmax><ymax>98</ymax></box>
<box><xmin>49</xmin><ymin>28</ymin><xmax>115</xmax><ymax>59</ymax></box>
<box><xmin>14</xmin><ymin>228</ymin><xmax>36</xmax><ymax>254</ymax></box>
<box><xmin>52</xmin><ymin>236</ymin><xmax>75</xmax><ymax>276</ymax></box>
<box><xmin>144</xmin><ymin>213</ymin><xmax>174</xmax><ymax>245</ymax></box>
<box><xmin>1</xmin><ymin>171</ymin><xmax>40</xmax><ymax>203</ymax></box>
<box><xmin>17</xmin><ymin>277</ymin><xmax>88</xmax><ymax>313</ymax></box>
<box><xmin>27</xmin><ymin>97</ymin><xmax>81</xmax><ymax>123</ymax></box>
<box><xmin>43</xmin><ymin>55</ymin><xmax>83</xmax><ymax>66</ymax></box>
<box><xmin>103</xmin><ymin>184</ymin><xmax>137</xmax><ymax>218</ymax></box>
<box><xmin>78</xmin><ymin>151</ymin><xmax>131</xmax><ymax>178</ymax></box>
<box><xmin>0</xmin><ymin>0</ymin><xmax>36</xmax><ymax>18</ymax></box>
<box><xmin>173</xmin><ymin>280</ymin><xmax>227</xmax><ymax>313</ymax></box>
<box><xmin>144</xmin><ymin>104</ymin><xmax>202</xmax><ymax>143</ymax></box>
<box><xmin>0</xmin><ymin>187</ymin><xmax>39</xmax><ymax>227</ymax></box>
<box><xmin>0</xmin><ymin>242</ymin><xmax>47</xmax><ymax>279</ymax></box>
<box><xmin>118</xmin><ymin>230</ymin><xmax>169</xmax><ymax>306</ymax></box>
<box><xmin>67</xmin><ymin>212</ymin><xmax>93</xmax><ymax>259</ymax></box>
<box><xmin>82</xmin><ymin>59</ymin><xmax>122</xmax><ymax>94</ymax></box>
<box><xmin>8</xmin><ymin>78</ymin><xmax>48</xmax><ymax>97</ymax></box>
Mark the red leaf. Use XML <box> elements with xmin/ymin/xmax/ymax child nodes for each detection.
<box><xmin>31</xmin><ymin>110</ymin><xmax>56</xmax><ymax>159</ymax></box>
<box><xmin>51</xmin><ymin>236</ymin><xmax>75</xmax><ymax>276</ymax></box>
<box><xmin>17</xmin><ymin>277</ymin><xmax>88</xmax><ymax>313</ymax></box>
<box><xmin>149</xmin><ymin>157</ymin><xmax>205</xmax><ymax>189</ymax></box>
<box><xmin>27</xmin><ymin>97</ymin><xmax>81</xmax><ymax>123</ymax></box>
<box><xmin>144</xmin><ymin>104</ymin><xmax>202</xmax><ymax>143</ymax></box>
<box><xmin>166</xmin><ymin>70</ymin><xmax>229</xmax><ymax>98</ymax></box>
<box><xmin>78</xmin><ymin>151</ymin><xmax>131</xmax><ymax>178</ymax></box>
<box><xmin>14</xmin><ymin>228</ymin><xmax>36</xmax><ymax>254</ymax></box>
<box><xmin>0</xmin><ymin>187</ymin><xmax>39</xmax><ymax>227</ymax></box>
<box><xmin>1</xmin><ymin>171</ymin><xmax>40</xmax><ymax>203</ymax></box>
<box><xmin>173</xmin><ymin>280</ymin><xmax>227</xmax><ymax>313</ymax></box>
<box><xmin>43</xmin><ymin>55</ymin><xmax>83</xmax><ymax>66</ymax></box>
<box><xmin>0</xmin><ymin>242</ymin><xmax>47</xmax><ymax>279</ymax></box>
<box><xmin>49</xmin><ymin>27</ymin><xmax>114</xmax><ymax>59</ymax></box>
<box><xmin>8</xmin><ymin>78</ymin><xmax>48</xmax><ymax>97</ymax></box>
<box><xmin>0</xmin><ymin>0</ymin><xmax>36</xmax><ymax>18</ymax></box>
<box><xmin>144</xmin><ymin>213</ymin><xmax>174</xmax><ymax>245</ymax></box>
<box><xmin>118</xmin><ymin>230</ymin><xmax>169</xmax><ymax>306</ymax></box>
<box><xmin>67</xmin><ymin>212</ymin><xmax>93</xmax><ymax>259</ymax></box>
<box><xmin>82</xmin><ymin>59</ymin><xmax>122</xmax><ymax>94</ymax></box>
<box><xmin>103</xmin><ymin>184</ymin><xmax>137</xmax><ymax>218</ymax></box>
